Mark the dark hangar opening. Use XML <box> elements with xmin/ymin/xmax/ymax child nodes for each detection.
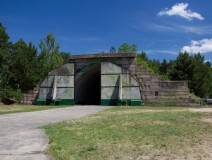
<box><xmin>75</xmin><ymin>64</ymin><xmax>101</xmax><ymax>105</ymax></box>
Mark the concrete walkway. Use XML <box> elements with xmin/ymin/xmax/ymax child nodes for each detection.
<box><xmin>0</xmin><ymin>105</ymin><xmax>110</xmax><ymax>160</ymax></box>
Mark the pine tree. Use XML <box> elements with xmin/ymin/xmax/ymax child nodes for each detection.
<box><xmin>12</xmin><ymin>39</ymin><xmax>39</xmax><ymax>92</ymax></box>
<box><xmin>0</xmin><ymin>23</ymin><xmax>16</xmax><ymax>101</ymax></box>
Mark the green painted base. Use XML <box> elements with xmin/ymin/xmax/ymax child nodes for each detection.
<box><xmin>35</xmin><ymin>99</ymin><xmax>46</xmax><ymax>105</ymax></box>
<box><xmin>36</xmin><ymin>99</ymin><xmax>142</xmax><ymax>106</ymax></box>
<box><xmin>59</xmin><ymin>99</ymin><xmax>75</xmax><ymax>105</ymax></box>
<box><xmin>46</xmin><ymin>99</ymin><xmax>52</xmax><ymax>105</ymax></box>
<box><xmin>117</xmin><ymin>99</ymin><xmax>130</xmax><ymax>106</ymax></box>
<box><xmin>130</xmin><ymin>100</ymin><xmax>143</xmax><ymax>106</ymax></box>
<box><xmin>101</xmin><ymin>99</ymin><xmax>143</xmax><ymax>106</ymax></box>
<box><xmin>101</xmin><ymin>99</ymin><xmax>118</xmax><ymax>106</ymax></box>
<box><xmin>50</xmin><ymin>99</ymin><xmax>61</xmax><ymax>105</ymax></box>
<box><xmin>36</xmin><ymin>99</ymin><xmax>74</xmax><ymax>106</ymax></box>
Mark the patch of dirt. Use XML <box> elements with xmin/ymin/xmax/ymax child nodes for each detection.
<box><xmin>184</xmin><ymin>139</ymin><xmax>212</xmax><ymax>160</ymax></box>
<box><xmin>0</xmin><ymin>103</ymin><xmax>4</xmax><ymax>107</ymax></box>
<box><xmin>201</xmin><ymin>118</ymin><xmax>212</xmax><ymax>123</ymax></box>
<box><xmin>135</xmin><ymin>139</ymin><xmax>212</xmax><ymax>160</ymax></box>
<box><xmin>153</xmin><ymin>120</ymin><xmax>171</xmax><ymax>125</ymax></box>
<box><xmin>105</xmin><ymin>109</ymin><xmax>166</xmax><ymax>116</ymax></box>
<box><xmin>188</xmin><ymin>108</ymin><xmax>212</xmax><ymax>113</ymax></box>
<box><xmin>104</xmin><ymin>109</ymin><xmax>190</xmax><ymax>116</ymax></box>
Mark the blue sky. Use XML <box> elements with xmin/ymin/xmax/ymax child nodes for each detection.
<box><xmin>1</xmin><ymin>0</ymin><xmax>212</xmax><ymax>61</ymax></box>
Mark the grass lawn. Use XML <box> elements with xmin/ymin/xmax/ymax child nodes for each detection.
<box><xmin>0</xmin><ymin>104</ymin><xmax>70</xmax><ymax>115</ymax></box>
<box><xmin>44</xmin><ymin>106</ymin><xmax>212</xmax><ymax>160</ymax></box>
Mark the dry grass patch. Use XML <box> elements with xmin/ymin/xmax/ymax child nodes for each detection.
<box><xmin>201</xmin><ymin>118</ymin><xmax>212</xmax><ymax>123</ymax></box>
<box><xmin>0</xmin><ymin>104</ymin><xmax>69</xmax><ymax>115</ymax></box>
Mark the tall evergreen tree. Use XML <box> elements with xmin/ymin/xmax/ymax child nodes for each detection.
<box><xmin>0</xmin><ymin>23</ymin><xmax>16</xmax><ymax>101</ymax></box>
<box><xmin>159</xmin><ymin>59</ymin><xmax>170</xmax><ymax>76</ymax></box>
<box><xmin>0</xmin><ymin>23</ymin><xmax>70</xmax><ymax>103</ymax></box>
<box><xmin>168</xmin><ymin>52</ymin><xmax>194</xmax><ymax>84</ymax></box>
<box><xmin>148</xmin><ymin>59</ymin><xmax>160</xmax><ymax>74</ymax></box>
<box><xmin>191</xmin><ymin>53</ymin><xmax>212</xmax><ymax>97</ymax></box>
<box><xmin>137</xmin><ymin>51</ymin><xmax>149</xmax><ymax>61</ymax></box>
<box><xmin>168</xmin><ymin>52</ymin><xmax>212</xmax><ymax>97</ymax></box>
<box><xmin>12</xmin><ymin>39</ymin><xmax>39</xmax><ymax>92</ymax></box>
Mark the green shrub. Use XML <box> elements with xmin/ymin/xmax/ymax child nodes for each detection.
<box><xmin>0</xmin><ymin>88</ymin><xmax>22</xmax><ymax>103</ymax></box>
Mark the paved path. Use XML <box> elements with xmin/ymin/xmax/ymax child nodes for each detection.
<box><xmin>0</xmin><ymin>105</ymin><xmax>110</xmax><ymax>160</ymax></box>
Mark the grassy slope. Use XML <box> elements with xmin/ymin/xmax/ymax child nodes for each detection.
<box><xmin>0</xmin><ymin>105</ymin><xmax>69</xmax><ymax>115</ymax></box>
<box><xmin>44</xmin><ymin>107</ymin><xmax>212</xmax><ymax>160</ymax></box>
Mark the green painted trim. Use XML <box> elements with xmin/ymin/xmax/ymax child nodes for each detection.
<box><xmin>36</xmin><ymin>99</ymin><xmax>74</xmax><ymax>106</ymax></box>
<box><xmin>50</xmin><ymin>99</ymin><xmax>61</xmax><ymax>106</ymax></box>
<box><xmin>36</xmin><ymin>99</ymin><xmax>142</xmax><ymax>106</ymax></box>
<box><xmin>130</xmin><ymin>99</ymin><xmax>143</xmax><ymax>106</ymax></box>
<box><xmin>46</xmin><ymin>99</ymin><xmax>52</xmax><ymax>105</ymax></box>
<box><xmin>117</xmin><ymin>99</ymin><xmax>143</xmax><ymax>106</ymax></box>
<box><xmin>35</xmin><ymin>99</ymin><xmax>46</xmax><ymax>105</ymax></box>
<box><xmin>101</xmin><ymin>99</ymin><xmax>143</xmax><ymax>106</ymax></box>
<box><xmin>117</xmin><ymin>99</ymin><xmax>131</xmax><ymax>106</ymax></box>
<box><xmin>59</xmin><ymin>99</ymin><xmax>75</xmax><ymax>105</ymax></box>
<box><xmin>101</xmin><ymin>99</ymin><xmax>118</xmax><ymax>106</ymax></box>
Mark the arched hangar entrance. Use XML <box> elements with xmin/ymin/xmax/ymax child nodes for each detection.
<box><xmin>75</xmin><ymin>63</ymin><xmax>101</xmax><ymax>105</ymax></box>
<box><xmin>37</xmin><ymin>54</ymin><xmax>142</xmax><ymax>106</ymax></box>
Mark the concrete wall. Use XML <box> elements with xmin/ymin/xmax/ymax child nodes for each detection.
<box><xmin>38</xmin><ymin>63</ymin><xmax>74</xmax><ymax>104</ymax></box>
<box><xmin>101</xmin><ymin>62</ymin><xmax>141</xmax><ymax>105</ymax></box>
<box><xmin>34</xmin><ymin>53</ymin><xmax>190</xmax><ymax>106</ymax></box>
<box><xmin>20</xmin><ymin>85</ymin><xmax>39</xmax><ymax>105</ymax></box>
<box><xmin>128</xmin><ymin>64</ymin><xmax>189</xmax><ymax>106</ymax></box>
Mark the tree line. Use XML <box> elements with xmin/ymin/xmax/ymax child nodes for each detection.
<box><xmin>0</xmin><ymin>23</ymin><xmax>69</xmax><ymax>103</ymax></box>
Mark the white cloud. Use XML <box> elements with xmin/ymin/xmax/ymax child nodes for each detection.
<box><xmin>181</xmin><ymin>39</ymin><xmax>212</xmax><ymax>54</ymax></box>
<box><xmin>175</xmin><ymin>25</ymin><xmax>212</xmax><ymax>35</ymax></box>
<box><xmin>146</xmin><ymin>23</ymin><xmax>212</xmax><ymax>35</ymax></box>
<box><xmin>158</xmin><ymin>3</ymin><xmax>204</xmax><ymax>21</ymax></box>
<box><xmin>148</xmin><ymin>24</ymin><xmax>175</xmax><ymax>32</ymax></box>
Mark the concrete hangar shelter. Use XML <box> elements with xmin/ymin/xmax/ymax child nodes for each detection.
<box><xmin>36</xmin><ymin>53</ymin><xmax>189</xmax><ymax>106</ymax></box>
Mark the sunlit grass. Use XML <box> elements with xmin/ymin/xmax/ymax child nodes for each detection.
<box><xmin>45</xmin><ymin>107</ymin><xmax>212</xmax><ymax>160</ymax></box>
